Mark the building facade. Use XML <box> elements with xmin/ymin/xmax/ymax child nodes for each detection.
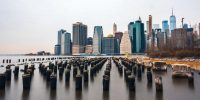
<box><xmin>55</xmin><ymin>29</ymin><xmax>71</xmax><ymax>55</ymax></box>
<box><xmin>54</xmin><ymin>44</ymin><xmax>61</xmax><ymax>55</ymax></box>
<box><xmin>61</xmin><ymin>32</ymin><xmax>71</xmax><ymax>55</ymax></box>
<box><xmin>93</xmin><ymin>26</ymin><xmax>103</xmax><ymax>54</ymax></box>
<box><xmin>170</xmin><ymin>10</ymin><xmax>176</xmax><ymax>33</ymax></box>
<box><xmin>72</xmin><ymin>22</ymin><xmax>87</xmax><ymax>55</ymax></box>
<box><xmin>129</xmin><ymin>18</ymin><xmax>145</xmax><ymax>53</ymax></box>
<box><xmin>114</xmin><ymin>32</ymin><xmax>123</xmax><ymax>44</ymax></box>
<box><xmin>148</xmin><ymin>15</ymin><xmax>152</xmax><ymax>37</ymax></box>
<box><xmin>120</xmin><ymin>31</ymin><xmax>132</xmax><ymax>54</ymax></box>
<box><xmin>113</xmin><ymin>23</ymin><xmax>117</xmax><ymax>35</ymax></box>
<box><xmin>162</xmin><ymin>20</ymin><xmax>169</xmax><ymax>32</ymax></box>
<box><xmin>102</xmin><ymin>36</ymin><xmax>119</xmax><ymax>55</ymax></box>
<box><xmin>171</xmin><ymin>28</ymin><xmax>194</xmax><ymax>49</ymax></box>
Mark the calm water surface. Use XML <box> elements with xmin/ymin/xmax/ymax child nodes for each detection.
<box><xmin>0</xmin><ymin>58</ymin><xmax>200</xmax><ymax>100</ymax></box>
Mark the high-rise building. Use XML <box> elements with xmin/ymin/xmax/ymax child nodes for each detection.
<box><xmin>72</xmin><ymin>22</ymin><xmax>87</xmax><ymax>55</ymax></box>
<box><xmin>55</xmin><ymin>29</ymin><xmax>71</xmax><ymax>55</ymax></box>
<box><xmin>102</xmin><ymin>35</ymin><xmax>119</xmax><ymax>55</ymax></box>
<box><xmin>170</xmin><ymin>9</ymin><xmax>176</xmax><ymax>33</ymax></box>
<box><xmin>129</xmin><ymin>18</ymin><xmax>145</xmax><ymax>53</ymax></box>
<box><xmin>87</xmin><ymin>37</ymin><xmax>93</xmax><ymax>45</ymax></box>
<box><xmin>114</xmin><ymin>32</ymin><xmax>123</xmax><ymax>44</ymax></box>
<box><xmin>157</xmin><ymin>30</ymin><xmax>166</xmax><ymax>50</ymax></box>
<box><xmin>54</xmin><ymin>44</ymin><xmax>61</xmax><ymax>55</ymax></box>
<box><xmin>128</xmin><ymin>22</ymin><xmax>135</xmax><ymax>41</ymax></box>
<box><xmin>61</xmin><ymin>32</ymin><xmax>71</xmax><ymax>55</ymax></box>
<box><xmin>93</xmin><ymin>26</ymin><xmax>103</xmax><ymax>54</ymax></box>
<box><xmin>171</xmin><ymin>28</ymin><xmax>194</xmax><ymax>49</ymax></box>
<box><xmin>148</xmin><ymin>15</ymin><xmax>152</xmax><ymax>37</ymax></box>
<box><xmin>162</xmin><ymin>20</ymin><xmax>169</xmax><ymax>32</ymax></box>
<box><xmin>120</xmin><ymin>31</ymin><xmax>131</xmax><ymax>54</ymax></box>
<box><xmin>113</xmin><ymin>23</ymin><xmax>117</xmax><ymax>35</ymax></box>
<box><xmin>183</xmin><ymin>24</ymin><xmax>188</xmax><ymax>29</ymax></box>
<box><xmin>58</xmin><ymin>29</ymin><xmax>66</xmax><ymax>45</ymax></box>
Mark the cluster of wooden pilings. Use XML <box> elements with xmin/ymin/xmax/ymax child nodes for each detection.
<box><xmin>102</xmin><ymin>58</ymin><xmax>111</xmax><ymax>91</ymax></box>
<box><xmin>90</xmin><ymin>58</ymin><xmax>107</xmax><ymax>78</ymax></box>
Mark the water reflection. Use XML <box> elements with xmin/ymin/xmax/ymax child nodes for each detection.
<box><xmin>6</xmin><ymin>81</ymin><xmax>11</xmax><ymax>89</ymax></box>
<box><xmin>188</xmin><ymin>81</ymin><xmax>194</xmax><ymax>90</ymax></box>
<box><xmin>22</xmin><ymin>90</ymin><xmax>30</xmax><ymax>100</ymax></box>
<box><xmin>147</xmin><ymin>83</ymin><xmax>153</xmax><ymax>91</ymax></box>
<box><xmin>103</xmin><ymin>91</ymin><xmax>109</xmax><ymax>100</ymax></box>
<box><xmin>83</xmin><ymin>82</ymin><xmax>88</xmax><ymax>90</ymax></box>
<box><xmin>129</xmin><ymin>91</ymin><xmax>136</xmax><ymax>100</ymax></box>
<box><xmin>50</xmin><ymin>90</ymin><xmax>57</xmax><ymax>100</ymax></box>
<box><xmin>65</xmin><ymin>82</ymin><xmax>70</xmax><ymax>90</ymax></box>
<box><xmin>0</xmin><ymin>89</ymin><xmax>5</xmax><ymax>100</ymax></box>
<box><xmin>75</xmin><ymin>91</ymin><xmax>82</xmax><ymax>100</ymax></box>
<box><xmin>155</xmin><ymin>92</ymin><xmax>163</xmax><ymax>100</ymax></box>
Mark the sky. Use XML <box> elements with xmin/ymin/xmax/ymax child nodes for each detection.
<box><xmin>0</xmin><ymin>0</ymin><xmax>200</xmax><ymax>54</ymax></box>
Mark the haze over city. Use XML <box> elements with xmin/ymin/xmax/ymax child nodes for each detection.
<box><xmin>0</xmin><ymin>0</ymin><xmax>200</xmax><ymax>54</ymax></box>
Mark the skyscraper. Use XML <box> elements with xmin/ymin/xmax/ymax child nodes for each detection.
<box><xmin>114</xmin><ymin>32</ymin><xmax>123</xmax><ymax>44</ymax></box>
<box><xmin>170</xmin><ymin>9</ymin><xmax>176</xmax><ymax>33</ymax></box>
<box><xmin>61</xmin><ymin>32</ymin><xmax>71</xmax><ymax>55</ymax></box>
<box><xmin>87</xmin><ymin>37</ymin><xmax>93</xmax><ymax>45</ymax></box>
<box><xmin>113</xmin><ymin>23</ymin><xmax>117</xmax><ymax>35</ymax></box>
<box><xmin>128</xmin><ymin>22</ymin><xmax>135</xmax><ymax>40</ymax></box>
<box><xmin>93</xmin><ymin>26</ymin><xmax>103</xmax><ymax>54</ymax></box>
<box><xmin>54</xmin><ymin>44</ymin><xmax>61</xmax><ymax>55</ymax></box>
<box><xmin>72</xmin><ymin>22</ymin><xmax>87</xmax><ymax>55</ymax></box>
<box><xmin>102</xmin><ymin>35</ymin><xmax>119</xmax><ymax>55</ymax></box>
<box><xmin>55</xmin><ymin>29</ymin><xmax>71</xmax><ymax>55</ymax></box>
<box><xmin>148</xmin><ymin>15</ymin><xmax>152</xmax><ymax>37</ymax></box>
<box><xmin>120</xmin><ymin>31</ymin><xmax>131</xmax><ymax>54</ymax></box>
<box><xmin>58</xmin><ymin>29</ymin><xmax>66</xmax><ymax>45</ymax></box>
<box><xmin>129</xmin><ymin>18</ymin><xmax>145</xmax><ymax>53</ymax></box>
<box><xmin>162</xmin><ymin>20</ymin><xmax>169</xmax><ymax>32</ymax></box>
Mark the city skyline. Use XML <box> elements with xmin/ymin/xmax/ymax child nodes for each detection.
<box><xmin>0</xmin><ymin>0</ymin><xmax>200</xmax><ymax>54</ymax></box>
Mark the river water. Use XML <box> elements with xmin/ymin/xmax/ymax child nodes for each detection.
<box><xmin>0</xmin><ymin>56</ymin><xmax>200</xmax><ymax>100</ymax></box>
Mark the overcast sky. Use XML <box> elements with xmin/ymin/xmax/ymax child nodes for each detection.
<box><xmin>0</xmin><ymin>0</ymin><xmax>199</xmax><ymax>54</ymax></box>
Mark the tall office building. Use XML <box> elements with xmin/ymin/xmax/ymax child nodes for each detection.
<box><xmin>162</xmin><ymin>20</ymin><xmax>169</xmax><ymax>32</ymax></box>
<box><xmin>120</xmin><ymin>31</ymin><xmax>131</xmax><ymax>54</ymax></box>
<box><xmin>61</xmin><ymin>32</ymin><xmax>71</xmax><ymax>55</ymax></box>
<box><xmin>72</xmin><ymin>22</ymin><xmax>87</xmax><ymax>55</ymax></box>
<box><xmin>54</xmin><ymin>44</ymin><xmax>61</xmax><ymax>55</ymax></box>
<box><xmin>148</xmin><ymin>15</ymin><xmax>153</xmax><ymax>37</ymax></box>
<box><xmin>128</xmin><ymin>22</ymin><xmax>135</xmax><ymax>40</ymax></box>
<box><xmin>87</xmin><ymin>37</ymin><xmax>93</xmax><ymax>45</ymax></box>
<box><xmin>170</xmin><ymin>9</ymin><xmax>176</xmax><ymax>33</ymax></box>
<box><xmin>93</xmin><ymin>26</ymin><xmax>103</xmax><ymax>54</ymax></box>
<box><xmin>171</xmin><ymin>28</ymin><xmax>194</xmax><ymax>49</ymax></box>
<box><xmin>58</xmin><ymin>29</ymin><xmax>66</xmax><ymax>45</ymax></box>
<box><xmin>146</xmin><ymin>21</ymin><xmax>149</xmax><ymax>36</ymax></box>
<box><xmin>129</xmin><ymin>18</ymin><xmax>145</xmax><ymax>53</ymax></box>
<box><xmin>55</xmin><ymin>29</ymin><xmax>71</xmax><ymax>55</ymax></box>
<box><xmin>152</xmin><ymin>29</ymin><xmax>161</xmax><ymax>50</ymax></box>
<box><xmin>114</xmin><ymin>32</ymin><xmax>123</xmax><ymax>44</ymax></box>
<box><xmin>113</xmin><ymin>23</ymin><xmax>117</xmax><ymax>35</ymax></box>
<box><xmin>102</xmin><ymin>35</ymin><xmax>119</xmax><ymax>55</ymax></box>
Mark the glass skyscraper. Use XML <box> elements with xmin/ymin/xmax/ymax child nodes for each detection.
<box><xmin>129</xmin><ymin>18</ymin><xmax>145</xmax><ymax>53</ymax></box>
<box><xmin>55</xmin><ymin>29</ymin><xmax>71</xmax><ymax>55</ymax></box>
<box><xmin>72</xmin><ymin>22</ymin><xmax>87</xmax><ymax>55</ymax></box>
<box><xmin>170</xmin><ymin>10</ymin><xmax>176</xmax><ymax>33</ymax></box>
<box><xmin>162</xmin><ymin>20</ymin><xmax>169</xmax><ymax>32</ymax></box>
<box><xmin>102</xmin><ymin>36</ymin><xmax>119</xmax><ymax>55</ymax></box>
<box><xmin>93</xmin><ymin>26</ymin><xmax>103</xmax><ymax>54</ymax></box>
